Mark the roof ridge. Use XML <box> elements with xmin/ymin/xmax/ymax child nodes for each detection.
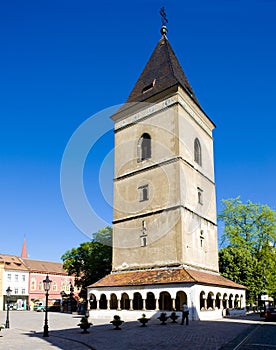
<box><xmin>182</xmin><ymin>267</ymin><xmax>197</xmax><ymax>282</ymax></box>
<box><xmin>163</xmin><ymin>37</ymin><xmax>175</xmax><ymax>82</ymax></box>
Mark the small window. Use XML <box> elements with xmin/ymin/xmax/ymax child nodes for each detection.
<box><xmin>139</xmin><ymin>185</ymin><xmax>149</xmax><ymax>202</ymax></box>
<box><xmin>38</xmin><ymin>281</ymin><xmax>43</xmax><ymax>291</ymax></box>
<box><xmin>141</xmin><ymin>236</ymin><xmax>147</xmax><ymax>247</ymax></box>
<box><xmin>61</xmin><ymin>282</ymin><xmax>66</xmax><ymax>292</ymax></box>
<box><xmin>194</xmin><ymin>138</ymin><xmax>202</xmax><ymax>166</ymax></box>
<box><xmin>52</xmin><ymin>282</ymin><xmax>57</xmax><ymax>291</ymax></box>
<box><xmin>14</xmin><ymin>288</ymin><xmax>18</xmax><ymax>295</ymax></box>
<box><xmin>142</xmin><ymin>79</ymin><xmax>156</xmax><ymax>94</ymax></box>
<box><xmin>140</xmin><ymin>221</ymin><xmax>147</xmax><ymax>247</ymax></box>
<box><xmin>198</xmin><ymin>187</ymin><xmax>203</xmax><ymax>205</ymax></box>
<box><xmin>200</xmin><ymin>230</ymin><xmax>204</xmax><ymax>248</ymax></box>
<box><xmin>138</xmin><ymin>133</ymin><xmax>151</xmax><ymax>162</ymax></box>
<box><xmin>141</xmin><ymin>220</ymin><xmax>147</xmax><ymax>235</ymax></box>
<box><xmin>22</xmin><ymin>275</ymin><xmax>25</xmax><ymax>282</ymax></box>
<box><xmin>15</xmin><ymin>274</ymin><xmax>18</xmax><ymax>282</ymax></box>
<box><xmin>31</xmin><ymin>279</ymin><xmax>36</xmax><ymax>291</ymax></box>
<box><xmin>22</xmin><ymin>288</ymin><xmax>26</xmax><ymax>294</ymax></box>
<box><xmin>7</xmin><ymin>273</ymin><xmax>11</xmax><ymax>281</ymax></box>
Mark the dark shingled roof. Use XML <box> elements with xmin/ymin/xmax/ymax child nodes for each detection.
<box><xmin>89</xmin><ymin>267</ymin><xmax>246</xmax><ymax>290</ymax></box>
<box><xmin>126</xmin><ymin>35</ymin><xmax>201</xmax><ymax>107</ymax></box>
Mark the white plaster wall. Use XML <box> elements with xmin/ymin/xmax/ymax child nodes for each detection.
<box><xmin>88</xmin><ymin>282</ymin><xmax>246</xmax><ymax>322</ymax></box>
<box><xmin>3</xmin><ymin>270</ymin><xmax>29</xmax><ymax>297</ymax></box>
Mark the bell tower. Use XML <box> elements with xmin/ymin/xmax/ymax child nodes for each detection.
<box><xmin>111</xmin><ymin>17</ymin><xmax>218</xmax><ymax>274</ymax></box>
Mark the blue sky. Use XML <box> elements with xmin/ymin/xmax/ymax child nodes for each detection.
<box><xmin>0</xmin><ymin>0</ymin><xmax>275</xmax><ymax>262</ymax></box>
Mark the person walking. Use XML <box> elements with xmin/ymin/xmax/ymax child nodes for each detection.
<box><xmin>181</xmin><ymin>303</ymin><xmax>189</xmax><ymax>325</ymax></box>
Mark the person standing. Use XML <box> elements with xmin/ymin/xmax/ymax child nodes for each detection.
<box><xmin>181</xmin><ymin>303</ymin><xmax>189</xmax><ymax>325</ymax></box>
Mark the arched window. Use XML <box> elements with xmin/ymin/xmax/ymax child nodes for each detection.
<box><xmin>121</xmin><ymin>293</ymin><xmax>130</xmax><ymax>310</ymax></box>
<box><xmin>110</xmin><ymin>293</ymin><xmax>118</xmax><ymax>310</ymax></box>
<box><xmin>89</xmin><ymin>294</ymin><xmax>97</xmax><ymax>309</ymax></box>
<box><xmin>138</xmin><ymin>133</ymin><xmax>151</xmax><ymax>161</ymax></box>
<box><xmin>31</xmin><ymin>278</ymin><xmax>36</xmax><ymax>291</ymax></box>
<box><xmin>133</xmin><ymin>292</ymin><xmax>143</xmax><ymax>310</ymax></box>
<box><xmin>194</xmin><ymin>138</ymin><xmax>202</xmax><ymax>166</ymax></box>
<box><xmin>99</xmin><ymin>294</ymin><xmax>107</xmax><ymax>309</ymax></box>
<box><xmin>38</xmin><ymin>281</ymin><xmax>43</xmax><ymax>291</ymax></box>
<box><xmin>200</xmin><ymin>291</ymin><xmax>206</xmax><ymax>310</ymax></box>
<box><xmin>158</xmin><ymin>291</ymin><xmax>172</xmax><ymax>311</ymax></box>
<box><xmin>207</xmin><ymin>292</ymin><xmax>214</xmax><ymax>309</ymax></box>
<box><xmin>146</xmin><ymin>292</ymin><xmax>156</xmax><ymax>310</ymax></box>
<box><xmin>215</xmin><ymin>293</ymin><xmax>221</xmax><ymax>309</ymax></box>
<box><xmin>175</xmin><ymin>291</ymin><xmax>187</xmax><ymax>311</ymax></box>
<box><xmin>229</xmin><ymin>294</ymin><xmax>233</xmax><ymax>308</ymax></box>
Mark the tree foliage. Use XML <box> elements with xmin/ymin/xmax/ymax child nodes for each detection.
<box><xmin>218</xmin><ymin>198</ymin><xmax>276</xmax><ymax>304</ymax></box>
<box><xmin>219</xmin><ymin>246</ymin><xmax>262</xmax><ymax>303</ymax></box>
<box><xmin>61</xmin><ymin>226</ymin><xmax>112</xmax><ymax>294</ymax></box>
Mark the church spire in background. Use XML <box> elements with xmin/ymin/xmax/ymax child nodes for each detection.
<box><xmin>20</xmin><ymin>237</ymin><xmax>28</xmax><ymax>258</ymax></box>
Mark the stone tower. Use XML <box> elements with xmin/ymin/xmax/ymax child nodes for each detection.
<box><xmin>111</xmin><ymin>26</ymin><xmax>218</xmax><ymax>274</ymax></box>
<box><xmin>88</xmin><ymin>16</ymin><xmax>246</xmax><ymax>320</ymax></box>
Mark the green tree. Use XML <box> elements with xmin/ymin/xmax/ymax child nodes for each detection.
<box><xmin>61</xmin><ymin>226</ymin><xmax>112</xmax><ymax>295</ymax></box>
<box><xmin>218</xmin><ymin>198</ymin><xmax>276</xmax><ymax>303</ymax></box>
<box><xmin>219</xmin><ymin>246</ymin><xmax>262</xmax><ymax>304</ymax></box>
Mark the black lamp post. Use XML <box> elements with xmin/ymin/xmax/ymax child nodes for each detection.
<box><xmin>43</xmin><ymin>275</ymin><xmax>52</xmax><ymax>337</ymax></box>
<box><xmin>68</xmin><ymin>282</ymin><xmax>74</xmax><ymax>314</ymax></box>
<box><xmin>5</xmin><ymin>286</ymin><xmax>12</xmax><ymax>328</ymax></box>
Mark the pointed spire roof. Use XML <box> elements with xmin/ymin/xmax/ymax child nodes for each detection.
<box><xmin>126</xmin><ymin>34</ymin><xmax>201</xmax><ymax>107</ymax></box>
<box><xmin>20</xmin><ymin>237</ymin><xmax>28</xmax><ymax>259</ymax></box>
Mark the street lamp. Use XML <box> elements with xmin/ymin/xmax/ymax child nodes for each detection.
<box><xmin>5</xmin><ymin>286</ymin><xmax>12</xmax><ymax>328</ymax></box>
<box><xmin>43</xmin><ymin>275</ymin><xmax>52</xmax><ymax>337</ymax></box>
<box><xmin>68</xmin><ymin>281</ymin><xmax>74</xmax><ymax>314</ymax></box>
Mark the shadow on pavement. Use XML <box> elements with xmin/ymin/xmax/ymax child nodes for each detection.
<box><xmin>23</xmin><ymin>317</ymin><xmax>270</xmax><ymax>350</ymax></box>
<box><xmin>26</xmin><ymin>328</ymin><xmax>96</xmax><ymax>349</ymax></box>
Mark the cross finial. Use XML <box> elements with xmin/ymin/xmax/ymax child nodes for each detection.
<box><xmin>160</xmin><ymin>6</ymin><xmax>168</xmax><ymax>36</ymax></box>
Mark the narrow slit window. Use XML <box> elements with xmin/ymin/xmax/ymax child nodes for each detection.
<box><xmin>141</xmin><ymin>236</ymin><xmax>147</xmax><ymax>247</ymax></box>
<box><xmin>200</xmin><ymin>230</ymin><xmax>204</xmax><ymax>248</ymax></box>
<box><xmin>140</xmin><ymin>220</ymin><xmax>147</xmax><ymax>247</ymax></box>
<box><xmin>198</xmin><ymin>187</ymin><xmax>203</xmax><ymax>205</ymax></box>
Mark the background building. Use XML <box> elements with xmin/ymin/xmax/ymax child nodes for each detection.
<box><xmin>22</xmin><ymin>258</ymin><xmax>76</xmax><ymax>310</ymax></box>
<box><xmin>0</xmin><ymin>240</ymin><xmax>77</xmax><ymax>311</ymax></box>
<box><xmin>0</xmin><ymin>254</ymin><xmax>29</xmax><ymax>311</ymax></box>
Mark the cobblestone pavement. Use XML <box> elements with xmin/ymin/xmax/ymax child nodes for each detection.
<box><xmin>0</xmin><ymin>311</ymin><xmax>275</xmax><ymax>350</ymax></box>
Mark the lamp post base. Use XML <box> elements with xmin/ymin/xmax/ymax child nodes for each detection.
<box><xmin>43</xmin><ymin>325</ymin><xmax>49</xmax><ymax>337</ymax></box>
<box><xmin>5</xmin><ymin>308</ymin><xmax>10</xmax><ymax>328</ymax></box>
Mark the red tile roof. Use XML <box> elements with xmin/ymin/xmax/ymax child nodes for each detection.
<box><xmin>22</xmin><ymin>258</ymin><xmax>68</xmax><ymax>275</ymax></box>
<box><xmin>0</xmin><ymin>254</ymin><xmax>28</xmax><ymax>271</ymax></box>
<box><xmin>185</xmin><ymin>268</ymin><xmax>246</xmax><ymax>289</ymax></box>
<box><xmin>90</xmin><ymin>267</ymin><xmax>245</xmax><ymax>290</ymax></box>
